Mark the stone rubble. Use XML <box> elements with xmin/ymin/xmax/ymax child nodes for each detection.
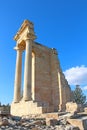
<box><xmin>0</xmin><ymin>114</ymin><xmax>80</xmax><ymax>130</ymax></box>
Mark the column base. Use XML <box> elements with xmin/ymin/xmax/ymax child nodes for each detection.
<box><xmin>23</xmin><ymin>97</ymin><xmax>32</xmax><ymax>101</ymax></box>
<box><xmin>13</xmin><ymin>100</ymin><xmax>20</xmax><ymax>103</ymax></box>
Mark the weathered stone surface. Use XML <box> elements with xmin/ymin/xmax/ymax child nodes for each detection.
<box><xmin>0</xmin><ymin>119</ymin><xmax>9</xmax><ymax>126</ymax></box>
<box><xmin>84</xmin><ymin>107</ymin><xmax>87</xmax><ymax>112</ymax></box>
<box><xmin>43</xmin><ymin>112</ymin><xmax>59</xmax><ymax>119</ymax></box>
<box><xmin>55</xmin><ymin>125</ymin><xmax>79</xmax><ymax>130</ymax></box>
<box><xmin>32</xmin><ymin>127</ymin><xmax>40</xmax><ymax>130</ymax></box>
<box><xmin>31</xmin><ymin>120</ymin><xmax>42</xmax><ymax>125</ymax></box>
<box><xmin>66</xmin><ymin>102</ymin><xmax>83</xmax><ymax>114</ymax></box>
<box><xmin>46</xmin><ymin>118</ymin><xmax>58</xmax><ymax>126</ymax></box>
<box><xmin>65</xmin><ymin>125</ymin><xmax>79</xmax><ymax>130</ymax></box>
<box><xmin>55</xmin><ymin>125</ymin><xmax>65</xmax><ymax>130</ymax></box>
<box><xmin>67</xmin><ymin>116</ymin><xmax>87</xmax><ymax>130</ymax></box>
<box><xmin>0</xmin><ymin>114</ymin><xmax>86</xmax><ymax>130</ymax></box>
<box><xmin>0</xmin><ymin>106</ymin><xmax>10</xmax><ymax>116</ymax></box>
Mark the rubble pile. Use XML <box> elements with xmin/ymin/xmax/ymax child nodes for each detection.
<box><xmin>0</xmin><ymin>114</ymin><xmax>80</xmax><ymax>130</ymax></box>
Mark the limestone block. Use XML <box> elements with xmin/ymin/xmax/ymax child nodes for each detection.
<box><xmin>66</xmin><ymin>102</ymin><xmax>83</xmax><ymax>114</ymax></box>
<box><xmin>32</xmin><ymin>127</ymin><xmax>40</xmax><ymax>130</ymax></box>
<box><xmin>11</xmin><ymin>101</ymin><xmax>54</xmax><ymax>116</ymax></box>
<box><xmin>46</xmin><ymin>118</ymin><xmax>58</xmax><ymax>126</ymax></box>
<box><xmin>67</xmin><ymin>117</ymin><xmax>87</xmax><ymax>130</ymax></box>
<box><xmin>84</xmin><ymin>107</ymin><xmax>87</xmax><ymax>113</ymax></box>
<box><xmin>0</xmin><ymin>119</ymin><xmax>9</xmax><ymax>126</ymax></box>
<box><xmin>65</xmin><ymin>125</ymin><xmax>79</xmax><ymax>130</ymax></box>
<box><xmin>43</xmin><ymin>113</ymin><xmax>58</xmax><ymax>119</ymax></box>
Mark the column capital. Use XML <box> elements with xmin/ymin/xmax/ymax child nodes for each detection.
<box><xmin>24</xmin><ymin>33</ymin><xmax>36</xmax><ymax>41</ymax></box>
<box><xmin>14</xmin><ymin>46</ymin><xmax>24</xmax><ymax>51</ymax></box>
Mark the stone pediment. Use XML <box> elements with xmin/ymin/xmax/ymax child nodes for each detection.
<box><xmin>14</xmin><ymin>20</ymin><xmax>36</xmax><ymax>44</ymax></box>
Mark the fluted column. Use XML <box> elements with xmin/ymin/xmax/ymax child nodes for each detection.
<box><xmin>14</xmin><ymin>47</ymin><xmax>23</xmax><ymax>103</ymax></box>
<box><xmin>58</xmin><ymin>71</ymin><xmax>62</xmax><ymax>111</ymax></box>
<box><xmin>23</xmin><ymin>39</ymin><xmax>32</xmax><ymax>101</ymax></box>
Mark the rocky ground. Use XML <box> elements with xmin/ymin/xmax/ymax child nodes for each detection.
<box><xmin>0</xmin><ymin>114</ymin><xmax>80</xmax><ymax>130</ymax></box>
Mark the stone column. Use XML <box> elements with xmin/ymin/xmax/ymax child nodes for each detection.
<box><xmin>23</xmin><ymin>39</ymin><xmax>32</xmax><ymax>101</ymax></box>
<box><xmin>14</xmin><ymin>47</ymin><xmax>22</xmax><ymax>103</ymax></box>
<box><xmin>58</xmin><ymin>72</ymin><xmax>62</xmax><ymax>111</ymax></box>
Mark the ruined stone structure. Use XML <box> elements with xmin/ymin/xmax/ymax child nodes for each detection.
<box><xmin>11</xmin><ymin>20</ymin><xmax>71</xmax><ymax>116</ymax></box>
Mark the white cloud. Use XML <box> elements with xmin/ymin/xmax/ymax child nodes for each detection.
<box><xmin>82</xmin><ymin>86</ymin><xmax>87</xmax><ymax>90</ymax></box>
<box><xmin>63</xmin><ymin>65</ymin><xmax>87</xmax><ymax>86</ymax></box>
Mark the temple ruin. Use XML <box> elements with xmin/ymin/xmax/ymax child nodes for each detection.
<box><xmin>11</xmin><ymin>20</ymin><xmax>72</xmax><ymax>116</ymax></box>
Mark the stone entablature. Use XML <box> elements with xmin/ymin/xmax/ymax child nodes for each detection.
<box><xmin>11</xmin><ymin>20</ymin><xmax>72</xmax><ymax>116</ymax></box>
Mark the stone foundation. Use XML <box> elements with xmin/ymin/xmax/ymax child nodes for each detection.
<box><xmin>11</xmin><ymin>101</ymin><xmax>54</xmax><ymax>116</ymax></box>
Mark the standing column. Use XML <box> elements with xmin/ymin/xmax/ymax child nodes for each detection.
<box><xmin>14</xmin><ymin>47</ymin><xmax>22</xmax><ymax>103</ymax></box>
<box><xmin>58</xmin><ymin>72</ymin><xmax>63</xmax><ymax>111</ymax></box>
<box><xmin>23</xmin><ymin>39</ymin><xmax>32</xmax><ymax>101</ymax></box>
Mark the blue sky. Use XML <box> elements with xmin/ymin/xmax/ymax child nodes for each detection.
<box><xmin>0</xmin><ymin>0</ymin><xmax>87</xmax><ymax>104</ymax></box>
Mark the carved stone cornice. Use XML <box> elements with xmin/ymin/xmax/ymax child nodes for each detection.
<box><xmin>14</xmin><ymin>20</ymin><xmax>36</xmax><ymax>41</ymax></box>
<box><xmin>24</xmin><ymin>33</ymin><xmax>36</xmax><ymax>41</ymax></box>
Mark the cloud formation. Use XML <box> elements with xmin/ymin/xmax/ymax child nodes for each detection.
<box><xmin>82</xmin><ymin>86</ymin><xmax>87</xmax><ymax>90</ymax></box>
<box><xmin>63</xmin><ymin>65</ymin><xmax>87</xmax><ymax>86</ymax></box>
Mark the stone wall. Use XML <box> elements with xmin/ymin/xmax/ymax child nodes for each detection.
<box><xmin>32</xmin><ymin>42</ymin><xmax>72</xmax><ymax>111</ymax></box>
<box><xmin>33</xmin><ymin>43</ymin><xmax>52</xmax><ymax>106</ymax></box>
